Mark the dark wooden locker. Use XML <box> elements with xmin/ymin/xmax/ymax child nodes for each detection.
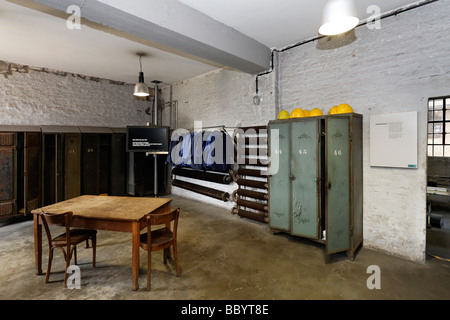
<box><xmin>24</xmin><ymin>132</ymin><xmax>41</xmax><ymax>214</ymax></box>
<box><xmin>111</xmin><ymin>132</ymin><xmax>127</xmax><ymax>196</ymax></box>
<box><xmin>81</xmin><ymin>133</ymin><xmax>100</xmax><ymax>195</ymax></box>
<box><xmin>64</xmin><ymin>133</ymin><xmax>81</xmax><ymax>200</ymax></box>
<box><xmin>99</xmin><ymin>134</ymin><xmax>111</xmax><ymax>195</ymax></box>
<box><xmin>0</xmin><ymin>132</ymin><xmax>16</xmax><ymax>218</ymax></box>
<box><xmin>41</xmin><ymin>126</ymin><xmax>81</xmax><ymax>206</ymax></box>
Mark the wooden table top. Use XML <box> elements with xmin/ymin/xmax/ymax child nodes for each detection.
<box><xmin>32</xmin><ymin>195</ymin><xmax>172</xmax><ymax>222</ymax></box>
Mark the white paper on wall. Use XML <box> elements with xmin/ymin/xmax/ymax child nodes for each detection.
<box><xmin>370</xmin><ymin>111</ymin><xmax>418</xmax><ymax>169</ymax></box>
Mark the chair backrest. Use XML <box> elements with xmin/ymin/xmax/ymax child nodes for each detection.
<box><xmin>39</xmin><ymin>211</ymin><xmax>73</xmax><ymax>246</ymax></box>
<box><xmin>146</xmin><ymin>208</ymin><xmax>180</xmax><ymax>238</ymax></box>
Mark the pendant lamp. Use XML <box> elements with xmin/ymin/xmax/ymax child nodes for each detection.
<box><xmin>318</xmin><ymin>0</ymin><xmax>359</xmax><ymax>36</ymax></box>
<box><xmin>133</xmin><ymin>53</ymin><xmax>150</xmax><ymax>97</ymax></box>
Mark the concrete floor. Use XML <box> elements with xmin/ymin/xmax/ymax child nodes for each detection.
<box><xmin>0</xmin><ymin>195</ymin><xmax>449</xmax><ymax>300</ymax></box>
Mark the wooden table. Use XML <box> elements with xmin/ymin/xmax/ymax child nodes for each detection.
<box><xmin>32</xmin><ymin>195</ymin><xmax>171</xmax><ymax>291</ymax></box>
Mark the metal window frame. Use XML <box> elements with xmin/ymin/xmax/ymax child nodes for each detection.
<box><xmin>428</xmin><ymin>96</ymin><xmax>450</xmax><ymax>157</ymax></box>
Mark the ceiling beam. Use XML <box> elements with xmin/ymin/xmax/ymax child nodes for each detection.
<box><xmin>30</xmin><ymin>0</ymin><xmax>272</xmax><ymax>74</ymax></box>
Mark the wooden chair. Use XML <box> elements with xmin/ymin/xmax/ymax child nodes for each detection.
<box><xmin>140</xmin><ymin>208</ymin><xmax>181</xmax><ymax>290</ymax></box>
<box><xmin>39</xmin><ymin>211</ymin><xmax>97</xmax><ymax>287</ymax></box>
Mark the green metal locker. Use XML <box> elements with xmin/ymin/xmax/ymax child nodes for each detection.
<box><xmin>290</xmin><ymin>119</ymin><xmax>321</xmax><ymax>239</ymax></box>
<box><xmin>325</xmin><ymin>117</ymin><xmax>351</xmax><ymax>254</ymax></box>
<box><xmin>268</xmin><ymin>121</ymin><xmax>291</xmax><ymax>231</ymax></box>
<box><xmin>268</xmin><ymin>114</ymin><xmax>363</xmax><ymax>260</ymax></box>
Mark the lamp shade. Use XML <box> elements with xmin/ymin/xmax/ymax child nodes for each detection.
<box><xmin>133</xmin><ymin>71</ymin><xmax>149</xmax><ymax>97</ymax></box>
<box><xmin>318</xmin><ymin>0</ymin><xmax>359</xmax><ymax>36</ymax></box>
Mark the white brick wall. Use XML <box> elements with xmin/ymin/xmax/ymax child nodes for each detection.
<box><xmin>163</xmin><ymin>1</ymin><xmax>450</xmax><ymax>262</ymax></box>
<box><xmin>0</xmin><ymin>64</ymin><xmax>151</xmax><ymax>127</ymax></box>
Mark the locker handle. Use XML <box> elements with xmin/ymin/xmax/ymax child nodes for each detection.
<box><xmin>289</xmin><ymin>174</ymin><xmax>295</xmax><ymax>181</ymax></box>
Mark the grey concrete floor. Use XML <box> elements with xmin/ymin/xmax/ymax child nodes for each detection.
<box><xmin>0</xmin><ymin>195</ymin><xmax>449</xmax><ymax>300</ymax></box>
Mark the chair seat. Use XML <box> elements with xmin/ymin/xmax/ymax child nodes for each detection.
<box><xmin>140</xmin><ymin>227</ymin><xmax>173</xmax><ymax>250</ymax></box>
<box><xmin>52</xmin><ymin>229</ymin><xmax>97</xmax><ymax>246</ymax></box>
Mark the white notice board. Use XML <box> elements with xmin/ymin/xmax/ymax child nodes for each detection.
<box><xmin>370</xmin><ymin>111</ymin><xmax>418</xmax><ymax>169</ymax></box>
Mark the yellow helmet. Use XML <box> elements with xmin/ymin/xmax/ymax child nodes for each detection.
<box><xmin>290</xmin><ymin>108</ymin><xmax>305</xmax><ymax>118</ymax></box>
<box><xmin>277</xmin><ymin>110</ymin><xmax>290</xmax><ymax>120</ymax></box>
<box><xmin>337</xmin><ymin>103</ymin><xmax>354</xmax><ymax>114</ymax></box>
<box><xmin>329</xmin><ymin>106</ymin><xmax>339</xmax><ymax>115</ymax></box>
<box><xmin>303</xmin><ymin>110</ymin><xmax>310</xmax><ymax>117</ymax></box>
<box><xmin>310</xmin><ymin>108</ymin><xmax>323</xmax><ymax>117</ymax></box>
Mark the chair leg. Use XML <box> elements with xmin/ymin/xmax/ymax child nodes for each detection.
<box><xmin>163</xmin><ymin>247</ymin><xmax>170</xmax><ymax>264</ymax></box>
<box><xmin>91</xmin><ymin>235</ymin><xmax>96</xmax><ymax>268</ymax></box>
<box><xmin>73</xmin><ymin>246</ymin><xmax>77</xmax><ymax>265</ymax></box>
<box><xmin>147</xmin><ymin>250</ymin><xmax>152</xmax><ymax>291</ymax></box>
<box><xmin>64</xmin><ymin>248</ymin><xmax>72</xmax><ymax>288</ymax></box>
<box><xmin>45</xmin><ymin>247</ymin><xmax>53</xmax><ymax>284</ymax></box>
<box><xmin>173</xmin><ymin>242</ymin><xmax>180</xmax><ymax>277</ymax></box>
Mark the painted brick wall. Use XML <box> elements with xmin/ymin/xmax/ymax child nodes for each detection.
<box><xmin>0</xmin><ymin>62</ymin><xmax>151</xmax><ymax>127</ymax></box>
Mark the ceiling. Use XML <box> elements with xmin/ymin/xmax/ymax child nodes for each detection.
<box><xmin>0</xmin><ymin>0</ymin><xmax>420</xmax><ymax>85</ymax></box>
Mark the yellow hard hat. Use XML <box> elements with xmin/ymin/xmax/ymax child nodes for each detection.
<box><xmin>290</xmin><ymin>108</ymin><xmax>305</xmax><ymax>118</ymax></box>
<box><xmin>329</xmin><ymin>106</ymin><xmax>339</xmax><ymax>115</ymax></box>
<box><xmin>310</xmin><ymin>108</ymin><xmax>323</xmax><ymax>117</ymax></box>
<box><xmin>303</xmin><ymin>110</ymin><xmax>310</xmax><ymax>117</ymax></box>
<box><xmin>277</xmin><ymin>110</ymin><xmax>290</xmax><ymax>120</ymax></box>
<box><xmin>337</xmin><ymin>103</ymin><xmax>354</xmax><ymax>114</ymax></box>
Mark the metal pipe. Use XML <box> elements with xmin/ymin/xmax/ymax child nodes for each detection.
<box><xmin>172</xmin><ymin>167</ymin><xmax>232</xmax><ymax>184</ymax></box>
<box><xmin>236</xmin><ymin>199</ymin><xmax>268</xmax><ymax>212</ymax></box>
<box><xmin>236</xmin><ymin>208</ymin><xmax>268</xmax><ymax>223</ymax></box>
<box><xmin>233</xmin><ymin>188</ymin><xmax>268</xmax><ymax>201</ymax></box>
<box><xmin>236</xmin><ymin>178</ymin><xmax>267</xmax><ymax>190</ymax></box>
<box><xmin>172</xmin><ymin>179</ymin><xmax>229</xmax><ymax>202</ymax></box>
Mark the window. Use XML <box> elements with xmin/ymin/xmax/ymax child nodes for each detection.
<box><xmin>428</xmin><ymin>97</ymin><xmax>450</xmax><ymax>157</ymax></box>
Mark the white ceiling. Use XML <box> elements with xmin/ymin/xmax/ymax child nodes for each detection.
<box><xmin>0</xmin><ymin>0</ymin><xmax>420</xmax><ymax>85</ymax></box>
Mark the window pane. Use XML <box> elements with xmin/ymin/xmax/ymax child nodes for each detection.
<box><xmin>435</xmin><ymin>145</ymin><xmax>444</xmax><ymax>157</ymax></box>
<box><xmin>446</xmin><ymin>111</ymin><xmax>450</xmax><ymax>121</ymax></box>
<box><xmin>445</xmin><ymin>146</ymin><xmax>450</xmax><ymax>157</ymax></box>
<box><xmin>434</xmin><ymin>134</ymin><xmax>443</xmax><ymax>144</ymax></box>
<box><xmin>435</xmin><ymin>110</ymin><xmax>444</xmax><ymax>121</ymax></box>
<box><xmin>446</xmin><ymin>123</ymin><xmax>450</xmax><ymax>133</ymax></box>
<box><xmin>446</xmin><ymin>133</ymin><xmax>450</xmax><ymax>144</ymax></box>
<box><xmin>446</xmin><ymin>98</ymin><xmax>450</xmax><ymax>109</ymax></box>
<box><xmin>434</xmin><ymin>123</ymin><xmax>443</xmax><ymax>134</ymax></box>
<box><xmin>429</xmin><ymin>100</ymin><xmax>434</xmax><ymax>110</ymax></box>
<box><xmin>429</xmin><ymin>111</ymin><xmax>434</xmax><ymax>121</ymax></box>
<box><xmin>428</xmin><ymin>134</ymin><xmax>434</xmax><ymax>144</ymax></box>
<box><xmin>428</xmin><ymin>145</ymin><xmax>433</xmax><ymax>156</ymax></box>
<box><xmin>428</xmin><ymin>123</ymin><xmax>434</xmax><ymax>133</ymax></box>
<box><xmin>435</xmin><ymin>99</ymin><xmax>444</xmax><ymax>110</ymax></box>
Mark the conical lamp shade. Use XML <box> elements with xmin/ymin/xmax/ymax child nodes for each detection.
<box><xmin>319</xmin><ymin>0</ymin><xmax>359</xmax><ymax>36</ymax></box>
<box><xmin>133</xmin><ymin>71</ymin><xmax>149</xmax><ymax>97</ymax></box>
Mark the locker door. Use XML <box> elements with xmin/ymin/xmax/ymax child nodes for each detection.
<box><xmin>65</xmin><ymin>133</ymin><xmax>81</xmax><ymax>200</ymax></box>
<box><xmin>326</xmin><ymin>117</ymin><xmax>351</xmax><ymax>254</ymax></box>
<box><xmin>291</xmin><ymin>119</ymin><xmax>320</xmax><ymax>239</ymax></box>
<box><xmin>268</xmin><ymin>121</ymin><xmax>291</xmax><ymax>231</ymax></box>
<box><xmin>82</xmin><ymin>134</ymin><xmax>100</xmax><ymax>195</ymax></box>
<box><xmin>0</xmin><ymin>133</ymin><xmax>16</xmax><ymax>217</ymax></box>
<box><xmin>24</xmin><ymin>132</ymin><xmax>41</xmax><ymax>214</ymax></box>
<box><xmin>111</xmin><ymin>133</ymin><xmax>127</xmax><ymax>196</ymax></box>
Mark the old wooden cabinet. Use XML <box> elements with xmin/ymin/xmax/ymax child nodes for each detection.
<box><xmin>268</xmin><ymin>114</ymin><xmax>363</xmax><ymax>259</ymax></box>
<box><xmin>0</xmin><ymin>126</ymin><xmax>42</xmax><ymax>218</ymax></box>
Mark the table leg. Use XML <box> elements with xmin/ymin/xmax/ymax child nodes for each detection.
<box><xmin>33</xmin><ymin>214</ymin><xmax>42</xmax><ymax>275</ymax></box>
<box><xmin>132</xmin><ymin>221</ymin><xmax>140</xmax><ymax>291</ymax></box>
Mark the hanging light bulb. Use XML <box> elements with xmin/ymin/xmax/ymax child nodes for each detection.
<box><xmin>133</xmin><ymin>53</ymin><xmax>150</xmax><ymax>97</ymax></box>
<box><xmin>318</xmin><ymin>0</ymin><xmax>359</xmax><ymax>36</ymax></box>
